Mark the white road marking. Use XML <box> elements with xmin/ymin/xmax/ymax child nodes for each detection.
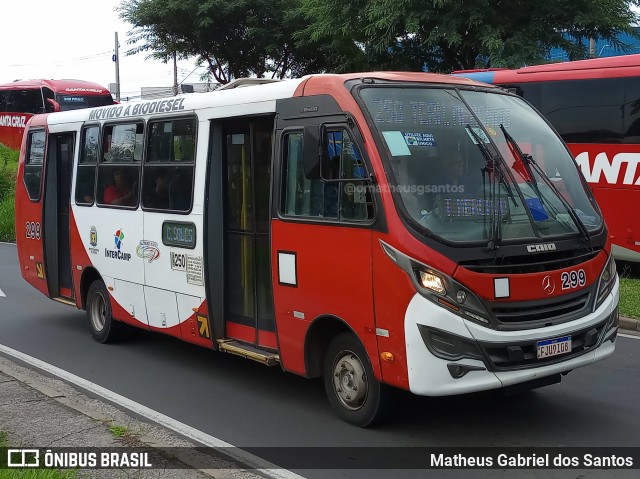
<box><xmin>619</xmin><ymin>332</ymin><xmax>640</xmax><ymax>340</ymax></box>
<box><xmin>0</xmin><ymin>289</ymin><xmax>5</xmax><ymax>298</ymax></box>
<box><xmin>0</xmin><ymin>344</ymin><xmax>305</xmax><ymax>479</ymax></box>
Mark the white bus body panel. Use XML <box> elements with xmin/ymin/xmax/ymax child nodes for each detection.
<box><xmin>404</xmin><ymin>278</ymin><xmax>619</xmax><ymax>396</ymax></box>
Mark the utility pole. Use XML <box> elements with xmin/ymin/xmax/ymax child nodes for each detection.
<box><xmin>589</xmin><ymin>38</ymin><xmax>596</xmax><ymax>58</ymax></box>
<box><xmin>173</xmin><ymin>51</ymin><xmax>179</xmax><ymax>96</ymax></box>
<box><xmin>114</xmin><ymin>32</ymin><xmax>121</xmax><ymax>101</ymax></box>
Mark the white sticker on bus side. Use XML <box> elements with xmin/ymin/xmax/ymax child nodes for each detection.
<box><xmin>186</xmin><ymin>255</ymin><xmax>204</xmax><ymax>286</ymax></box>
<box><xmin>170</xmin><ymin>252</ymin><xmax>186</xmax><ymax>271</ymax></box>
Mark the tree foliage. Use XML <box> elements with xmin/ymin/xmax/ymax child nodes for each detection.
<box><xmin>119</xmin><ymin>0</ymin><xmax>341</xmax><ymax>84</ymax></box>
<box><xmin>299</xmin><ymin>0</ymin><xmax>640</xmax><ymax>72</ymax></box>
<box><xmin>120</xmin><ymin>0</ymin><xmax>640</xmax><ymax>80</ymax></box>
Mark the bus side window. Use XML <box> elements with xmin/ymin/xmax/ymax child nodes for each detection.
<box><xmin>0</xmin><ymin>91</ymin><xmax>8</xmax><ymax>112</ymax></box>
<box><xmin>75</xmin><ymin>126</ymin><xmax>99</xmax><ymax>205</ymax></box>
<box><xmin>8</xmin><ymin>89</ymin><xmax>44</xmax><ymax>114</ymax></box>
<box><xmin>327</xmin><ymin>128</ymin><xmax>371</xmax><ymax>221</ymax></box>
<box><xmin>96</xmin><ymin>122</ymin><xmax>143</xmax><ymax>208</ymax></box>
<box><xmin>24</xmin><ymin>130</ymin><xmax>46</xmax><ymax>201</ymax></box>
<box><xmin>281</xmin><ymin>128</ymin><xmax>373</xmax><ymax>222</ymax></box>
<box><xmin>142</xmin><ymin>118</ymin><xmax>196</xmax><ymax>213</ymax></box>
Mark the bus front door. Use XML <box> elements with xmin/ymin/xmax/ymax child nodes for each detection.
<box><xmin>216</xmin><ymin>118</ymin><xmax>276</xmax><ymax>348</ymax></box>
<box><xmin>43</xmin><ymin>132</ymin><xmax>75</xmax><ymax>300</ymax></box>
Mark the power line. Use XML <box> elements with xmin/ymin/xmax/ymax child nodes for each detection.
<box><xmin>8</xmin><ymin>51</ymin><xmax>112</xmax><ymax>68</ymax></box>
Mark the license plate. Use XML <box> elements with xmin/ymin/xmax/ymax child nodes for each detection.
<box><xmin>536</xmin><ymin>336</ymin><xmax>572</xmax><ymax>359</ymax></box>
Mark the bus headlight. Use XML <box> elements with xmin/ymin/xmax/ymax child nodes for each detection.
<box><xmin>380</xmin><ymin>240</ymin><xmax>492</xmax><ymax>326</ymax></box>
<box><xmin>414</xmin><ymin>267</ymin><xmax>490</xmax><ymax>324</ymax></box>
<box><xmin>418</xmin><ymin>271</ymin><xmax>446</xmax><ymax>294</ymax></box>
<box><xmin>595</xmin><ymin>255</ymin><xmax>616</xmax><ymax>311</ymax></box>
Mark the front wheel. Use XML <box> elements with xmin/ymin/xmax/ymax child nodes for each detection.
<box><xmin>323</xmin><ymin>333</ymin><xmax>387</xmax><ymax>427</ymax></box>
<box><xmin>86</xmin><ymin>280</ymin><xmax>120</xmax><ymax>343</ymax></box>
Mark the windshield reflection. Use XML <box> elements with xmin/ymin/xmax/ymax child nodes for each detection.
<box><xmin>359</xmin><ymin>86</ymin><xmax>602</xmax><ymax>243</ymax></box>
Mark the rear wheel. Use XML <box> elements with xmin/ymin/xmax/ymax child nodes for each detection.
<box><xmin>86</xmin><ymin>280</ymin><xmax>120</xmax><ymax>343</ymax></box>
<box><xmin>323</xmin><ymin>333</ymin><xmax>387</xmax><ymax>427</ymax></box>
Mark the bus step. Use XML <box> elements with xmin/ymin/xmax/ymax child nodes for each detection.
<box><xmin>217</xmin><ymin>340</ymin><xmax>280</xmax><ymax>366</ymax></box>
<box><xmin>52</xmin><ymin>297</ymin><xmax>76</xmax><ymax>307</ymax></box>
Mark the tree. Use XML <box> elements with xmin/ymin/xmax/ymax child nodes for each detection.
<box><xmin>298</xmin><ymin>0</ymin><xmax>640</xmax><ymax>72</ymax></box>
<box><xmin>119</xmin><ymin>0</ymin><xmax>342</xmax><ymax>84</ymax></box>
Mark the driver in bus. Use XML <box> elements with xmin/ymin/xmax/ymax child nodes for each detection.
<box><xmin>104</xmin><ymin>168</ymin><xmax>137</xmax><ymax>206</ymax></box>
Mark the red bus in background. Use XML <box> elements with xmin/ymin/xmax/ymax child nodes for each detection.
<box><xmin>454</xmin><ymin>55</ymin><xmax>640</xmax><ymax>263</ymax></box>
<box><xmin>0</xmin><ymin>79</ymin><xmax>114</xmax><ymax>150</ymax></box>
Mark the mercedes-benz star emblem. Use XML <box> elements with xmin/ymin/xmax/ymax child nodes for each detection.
<box><xmin>542</xmin><ymin>275</ymin><xmax>556</xmax><ymax>295</ymax></box>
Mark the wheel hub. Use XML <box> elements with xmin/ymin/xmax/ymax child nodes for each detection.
<box><xmin>332</xmin><ymin>351</ymin><xmax>367</xmax><ymax>410</ymax></box>
<box><xmin>91</xmin><ymin>293</ymin><xmax>106</xmax><ymax>332</ymax></box>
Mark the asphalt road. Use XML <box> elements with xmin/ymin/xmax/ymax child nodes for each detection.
<box><xmin>0</xmin><ymin>242</ymin><xmax>639</xmax><ymax>478</ymax></box>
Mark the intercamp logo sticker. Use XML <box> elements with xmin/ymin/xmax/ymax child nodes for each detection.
<box><xmin>114</xmin><ymin>230</ymin><xmax>125</xmax><ymax>250</ymax></box>
<box><xmin>105</xmin><ymin>229</ymin><xmax>131</xmax><ymax>261</ymax></box>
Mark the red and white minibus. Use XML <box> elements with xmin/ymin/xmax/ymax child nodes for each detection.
<box><xmin>455</xmin><ymin>55</ymin><xmax>640</xmax><ymax>263</ymax></box>
<box><xmin>0</xmin><ymin>79</ymin><xmax>114</xmax><ymax>150</ymax></box>
<box><xmin>15</xmin><ymin>72</ymin><xmax>619</xmax><ymax>426</ymax></box>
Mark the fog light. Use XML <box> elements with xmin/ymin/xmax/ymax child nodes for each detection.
<box><xmin>456</xmin><ymin>290</ymin><xmax>467</xmax><ymax>304</ymax></box>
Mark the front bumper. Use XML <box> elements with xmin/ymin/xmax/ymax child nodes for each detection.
<box><xmin>404</xmin><ymin>277</ymin><xmax>619</xmax><ymax>396</ymax></box>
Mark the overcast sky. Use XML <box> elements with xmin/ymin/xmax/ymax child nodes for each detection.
<box><xmin>1</xmin><ymin>0</ymin><xmax>206</xmax><ymax>101</ymax></box>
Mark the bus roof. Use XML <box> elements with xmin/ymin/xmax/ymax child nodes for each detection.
<box><xmin>0</xmin><ymin>79</ymin><xmax>111</xmax><ymax>95</ymax></box>
<box><xmin>43</xmin><ymin>72</ymin><xmax>494</xmax><ymax>127</ymax></box>
<box><xmin>453</xmin><ymin>53</ymin><xmax>640</xmax><ymax>83</ymax></box>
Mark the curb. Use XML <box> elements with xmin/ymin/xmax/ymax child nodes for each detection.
<box><xmin>620</xmin><ymin>316</ymin><xmax>640</xmax><ymax>332</ymax></box>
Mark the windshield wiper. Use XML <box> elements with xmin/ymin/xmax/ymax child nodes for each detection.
<box><xmin>465</xmin><ymin>125</ymin><xmax>522</xmax><ymax>251</ymax></box>
<box><xmin>499</xmin><ymin>125</ymin><xmax>591</xmax><ymax>244</ymax></box>
<box><xmin>499</xmin><ymin>124</ymin><xmax>546</xmax><ymax>203</ymax></box>
<box><xmin>464</xmin><ymin>125</ymin><xmax>518</xmax><ymax>208</ymax></box>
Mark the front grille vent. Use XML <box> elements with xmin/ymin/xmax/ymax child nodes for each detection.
<box><xmin>460</xmin><ymin>248</ymin><xmax>600</xmax><ymax>275</ymax></box>
<box><xmin>490</xmin><ymin>290</ymin><xmax>591</xmax><ymax>325</ymax></box>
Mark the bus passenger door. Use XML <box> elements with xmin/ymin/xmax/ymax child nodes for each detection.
<box><xmin>209</xmin><ymin>118</ymin><xmax>275</xmax><ymax>348</ymax></box>
<box><xmin>270</xmin><ymin>116</ymin><xmax>377</xmax><ymax>376</ymax></box>
<box><xmin>43</xmin><ymin>132</ymin><xmax>75</xmax><ymax>299</ymax></box>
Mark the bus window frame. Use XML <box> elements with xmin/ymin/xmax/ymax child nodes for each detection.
<box><xmin>23</xmin><ymin>128</ymin><xmax>47</xmax><ymax>203</ymax></box>
<box><xmin>74</xmin><ymin>124</ymin><xmax>101</xmax><ymax>207</ymax></box>
<box><xmin>140</xmin><ymin>114</ymin><xmax>198</xmax><ymax>216</ymax></box>
<box><xmin>277</xmin><ymin>124</ymin><xmax>377</xmax><ymax>228</ymax></box>
<box><xmin>95</xmin><ymin>120</ymin><xmax>146</xmax><ymax>211</ymax></box>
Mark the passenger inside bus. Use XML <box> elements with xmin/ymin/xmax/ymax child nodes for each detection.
<box><xmin>167</xmin><ymin>168</ymin><xmax>192</xmax><ymax>211</ymax></box>
<box><xmin>143</xmin><ymin>169</ymin><xmax>170</xmax><ymax>209</ymax></box>
<box><xmin>103</xmin><ymin>168</ymin><xmax>137</xmax><ymax>206</ymax></box>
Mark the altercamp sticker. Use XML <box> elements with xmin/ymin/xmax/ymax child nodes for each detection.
<box><xmin>402</xmin><ymin>132</ymin><xmax>436</xmax><ymax>147</ymax></box>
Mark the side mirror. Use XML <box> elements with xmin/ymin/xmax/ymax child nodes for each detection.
<box><xmin>303</xmin><ymin>124</ymin><xmax>321</xmax><ymax>179</ymax></box>
<box><xmin>45</xmin><ymin>98</ymin><xmax>60</xmax><ymax>113</ymax></box>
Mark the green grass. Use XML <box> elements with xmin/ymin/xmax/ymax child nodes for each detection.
<box><xmin>107</xmin><ymin>425</ymin><xmax>129</xmax><ymax>438</ymax></box>
<box><xmin>619</xmin><ymin>277</ymin><xmax>640</xmax><ymax>320</ymax></box>
<box><xmin>0</xmin><ymin>432</ymin><xmax>77</xmax><ymax>478</ymax></box>
<box><xmin>0</xmin><ymin>145</ymin><xmax>19</xmax><ymax>243</ymax></box>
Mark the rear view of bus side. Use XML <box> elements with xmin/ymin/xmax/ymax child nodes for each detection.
<box><xmin>15</xmin><ymin>73</ymin><xmax>619</xmax><ymax>426</ymax></box>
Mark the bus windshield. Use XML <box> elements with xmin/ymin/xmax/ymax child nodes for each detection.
<box><xmin>56</xmin><ymin>93</ymin><xmax>114</xmax><ymax>111</ymax></box>
<box><xmin>359</xmin><ymin>86</ymin><xmax>602</xmax><ymax>243</ymax></box>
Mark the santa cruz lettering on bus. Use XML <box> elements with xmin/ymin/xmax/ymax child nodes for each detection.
<box><xmin>575</xmin><ymin>151</ymin><xmax>640</xmax><ymax>186</ymax></box>
<box><xmin>0</xmin><ymin>115</ymin><xmax>27</xmax><ymax>128</ymax></box>
<box><xmin>88</xmin><ymin>98</ymin><xmax>186</xmax><ymax>121</ymax></box>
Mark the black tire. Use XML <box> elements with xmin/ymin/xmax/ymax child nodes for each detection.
<box><xmin>323</xmin><ymin>332</ymin><xmax>388</xmax><ymax>427</ymax></box>
<box><xmin>86</xmin><ymin>280</ymin><xmax>120</xmax><ymax>344</ymax></box>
